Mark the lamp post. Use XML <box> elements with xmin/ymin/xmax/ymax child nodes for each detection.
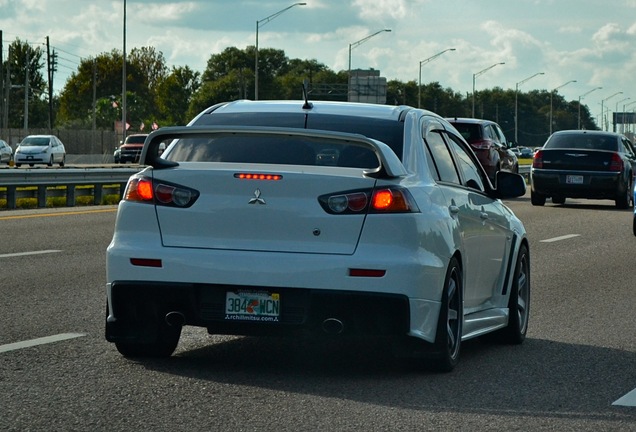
<box><xmin>577</xmin><ymin>87</ymin><xmax>602</xmax><ymax>129</ymax></box>
<box><xmin>515</xmin><ymin>72</ymin><xmax>544</xmax><ymax>144</ymax></box>
<box><xmin>255</xmin><ymin>2</ymin><xmax>306</xmax><ymax>101</ymax></box>
<box><xmin>624</xmin><ymin>100</ymin><xmax>636</xmax><ymax>134</ymax></box>
<box><xmin>472</xmin><ymin>62</ymin><xmax>505</xmax><ymax>117</ymax></box>
<box><xmin>122</xmin><ymin>0</ymin><xmax>127</xmax><ymax>141</ymax></box>
<box><xmin>600</xmin><ymin>92</ymin><xmax>622</xmax><ymax>131</ymax></box>
<box><xmin>348</xmin><ymin>29</ymin><xmax>391</xmax><ymax>101</ymax></box>
<box><xmin>418</xmin><ymin>48</ymin><xmax>455</xmax><ymax>108</ymax></box>
<box><xmin>549</xmin><ymin>80</ymin><xmax>576</xmax><ymax>135</ymax></box>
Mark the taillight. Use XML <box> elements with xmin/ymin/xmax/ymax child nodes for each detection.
<box><xmin>124</xmin><ymin>175</ymin><xmax>199</xmax><ymax>207</ymax></box>
<box><xmin>319</xmin><ymin>187</ymin><xmax>419</xmax><ymax>214</ymax></box>
<box><xmin>532</xmin><ymin>150</ymin><xmax>543</xmax><ymax>169</ymax></box>
<box><xmin>609</xmin><ymin>153</ymin><xmax>623</xmax><ymax>172</ymax></box>
<box><xmin>470</xmin><ymin>139</ymin><xmax>492</xmax><ymax>150</ymax></box>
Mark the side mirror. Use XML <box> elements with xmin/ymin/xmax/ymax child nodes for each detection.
<box><xmin>494</xmin><ymin>171</ymin><xmax>526</xmax><ymax>199</ymax></box>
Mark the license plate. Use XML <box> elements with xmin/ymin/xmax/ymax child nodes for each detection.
<box><xmin>225</xmin><ymin>290</ymin><xmax>280</xmax><ymax>322</ymax></box>
<box><xmin>566</xmin><ymin>175</ymin><xmax>583</xmax><ymax>184</ymax></box>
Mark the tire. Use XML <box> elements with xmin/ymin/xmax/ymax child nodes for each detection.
<box><xmin>633</xmin><ymin>216</ymin><xmax>636</xmax><ymax>236</ymax></box>
<box><xmin>59</xmin><ymin>156</ymin><xmax>65</xmax><ymax>167</ymax></box>
<box><xmin>616</xmin><ymin>179</ymin><xmax>632</xmax><ymax>209</ymax></box>
<box><xmin>551</xmin><ymin>196</ymin><xmax>565</xmax><ymax>205</ymax></box>
<box><xmin>492</xmin><ymin>244</ymin><xmax>530</xmax><ymax>344</ymax></box>
<box><xmin>15</xmin><ymin>163</ymin><xmax>21</xmax><ymax>167</ymax></box>
<box><xmin>429</xmin><ymin>257</ymin><xmax>463</xmax><ymax>372</ymax></box>
<box><xmin>47</xmin><ymin>155</ymin><xmax>53</xmax><ymax>167</ymax></box>
<box><xmin>530</xmin><ymin>190</ymin><xmax>546</xmax><ymax>206</ymax></box>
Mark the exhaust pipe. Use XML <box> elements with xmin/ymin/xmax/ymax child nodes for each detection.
<box><xmin>165</xmin><ymin>311</ymin><xmax>186</xmax><ymax>327</ymax></box>
<box><xmin>322</xmin><ymin>318</ymin><xmax>344</xmax><ymax>335</ymax></box>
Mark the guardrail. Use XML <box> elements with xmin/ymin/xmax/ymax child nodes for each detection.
<box><xmin>0</xmin><ymin>167</ymin><xmax>141</xmax><ymax>210</ymax></box>
<box><xmin>0</xmin><ymin>164</ymin><xmax>531</xmax><ymax>211</ymax></box>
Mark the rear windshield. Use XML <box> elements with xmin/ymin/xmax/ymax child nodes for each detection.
<box><xmin>21</xmin><ymin>137</ymin><xmax>50</xmax><ymax>146</ymax></box>
<box><xmin>545</xmin><ymin>134</ymin><xmax>618</xmax><ymax>151</ymax></box>
<box><xmin>450</xmin><ymin>123</ymin><xmax>482</xmax><ymax>143</ymax></box>
<box><xmin>125</xmin><ymin>135</ymin><xmax>147</xmax><ymax>144</ymax></box>
<box><xmin>164</xmin><ymin>134</ymin><xmax>379</xmax><ymax>168</ymax></box>
<box><xmin>192</xmin><ymin>112</ymin><xmax>405</xmax><ymax>160</ymax></box>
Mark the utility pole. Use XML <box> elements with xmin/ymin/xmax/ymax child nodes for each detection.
<box><xmin>0</xmin><ymin>30</ymin><xmax>4</xmax><ymax>130</ymax></box>
<box><xmin>24</xmin><ymin>49</ymin><xmax>29</xmax><ymax>131</ymax></box>
<box><xmin>46</xmin><ymin>36</ymin><xmax>53</xmax><ymax>130</ymax></box>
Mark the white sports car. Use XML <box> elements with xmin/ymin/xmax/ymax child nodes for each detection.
<box><xmin>106</xmin><ymin>100</ymin><xmax>530</xmax><ymax>371</ymax></box>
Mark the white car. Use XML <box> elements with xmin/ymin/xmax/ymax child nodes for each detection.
<box><xmin>106</xmin><ymin>100</ymin><xmax>530</xmax><ymax>371</ymax></box>
<box><xmin>14</xmin><ymin>135</ymin><xmax>66</xmax><ymax>167</ymax></box>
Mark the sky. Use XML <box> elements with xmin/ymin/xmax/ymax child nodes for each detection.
<box><xmin>1</xmin><ymin>0</ymin><xmax>636</xmax><ymax>124</ymax></box>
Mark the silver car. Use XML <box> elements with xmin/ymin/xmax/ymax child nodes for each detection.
<box><xmin>0</xmin><ymin>139</ymin><xmax>12</xmax><ymax>164</ymax></box>
<box><xmin>14</xmin><ymin>135</ymin><xmax>66</xmax><ymax>167</ymax></box>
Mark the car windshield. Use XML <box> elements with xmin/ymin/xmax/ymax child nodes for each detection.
<box><xmin>545</xmin><ymin>134</ymin><xmax>618</xmax><ymax>151</ymax></box>
<box><xmin>451</xmin><ymin>123</ymin><xmax>482</xmax><ymax>143</ymax></box>
<box><xmin>164</xmin><ymin>134</ymin><xmax>379</xmax><ymax>168</ymax></box>
<box><xmin>125</xmin><ymin>136</ymin><xmax>146</xmax><ymax>144</ymax></box>
<box><xmin>21</xmin><ymin>137</ymin><xmax>50</xmax><ymax>146</ymax></box>
<box><xmin>193</xmin><ymin>112</ymin><xmax>405</xmax><ymax>160</ymax></box>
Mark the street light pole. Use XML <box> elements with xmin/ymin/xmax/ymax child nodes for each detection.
<box><xmin>472</xmin><ymin>62</ymin><xmax>505</xmax><ymax>117</ymax></box>
<box><xmin>348</xmin><ymin>29</ymin><xmax>391</xmax><ymax>102</ymax></box>
<box><xmin>577</xmin><ymin>87</ymin><xmax>602</xmax><ymax>129</ymax></box>
<box><xmin>417</xmin><ymin>48</ymin><xmax>455</xmax><ymax>108</ymax></box>
<box><xmin>600</xmin><ymin>92</ymin><xmax>622</xmax><ymax>131</ymax></box>
<box><xmin>515</xmin><ymin>72</ymin><xmax>545</xmax><ymax>144</ymax></box>
<box><xmin>549</xmin><ymin>80</ymin><xmax>576</xmax><ymax>135</ymax></box>
<box><xmin>255</xmin><ymin>2</ymin><xmax>306</xmax><ymax>101</ymax></box>
<box><xmin>122</xmin><ymin>0</ymin><xmax>127</xmax><ymax>141</ymax></box>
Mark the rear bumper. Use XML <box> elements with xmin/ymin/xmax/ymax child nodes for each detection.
<box><xmin>106</xmin><ymin>281</ymin><xmax>411</xmax><ymax>342</ymax></box>
<box><xmin>531</xmin><ymin>169</ymin><xmax>623</xmax><ymax>199</ymax></box>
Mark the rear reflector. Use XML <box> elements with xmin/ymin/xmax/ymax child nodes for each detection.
<box><xmin>349</xmin><ymin>268</ymin><xmax>386</xmax><ymax>277</ymax></box>
<box><xmin>130</xmin><ymin>258</ymin><xmax>163</xmax><ymax>268</ymax></box>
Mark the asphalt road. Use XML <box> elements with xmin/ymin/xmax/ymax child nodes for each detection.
<box><xmin>1</xmin><ymin>193</ymin><xmax>635</xmax><ymax>431</ymax></box>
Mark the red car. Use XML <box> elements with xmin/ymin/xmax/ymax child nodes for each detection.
<box><xmin>447</xmin><ymin>118</ymin><xmax>519</xmax><ymax>182</ymax></box>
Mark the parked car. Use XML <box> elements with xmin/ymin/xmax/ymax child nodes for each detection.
<box><xmin>446</xmin><ymin>117</ymin><xmax>518</xmax><ymax>182</ymax></box>
<box><xmin>0</xmin><ymin>139</ymin><xmax>12</xmax><ymax>164</ymax></box>
<box><xmin>519</xmin><ymin>147</ymin><xmax>534</xmax><ymax>158</ymax></box>
<box><xmin>106</xmin><ymin>100</ymin><xmax>530</xmax><ymax>372</ymax></box>
<box><xmin>114</xmin><ymin>134</ymin><xmax>148</xmax><ymax>163</ymax></box>
<box><xmin>14</xmin><ymin>135</ymin><xmax>66</xmax><ymax>167</ymax></box>
<box><xmin>531</xmin><ymin>130</ymin><xmax>636</xmax><ymax>208</ymax></box>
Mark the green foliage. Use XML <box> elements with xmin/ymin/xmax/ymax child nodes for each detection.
<box><xmin>4</xmin><ymin>41</ymin><xmax>602</xmax><ymax>146</ymax></box>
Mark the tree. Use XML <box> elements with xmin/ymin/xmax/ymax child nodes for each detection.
<box><xmin>156</xmin><ymin>65</ymin><xmax>200</xmax><ymax>126</ymax></box>
<box><xmin>3</xmin><ymin>38</ymin><xmax>48</xmax><ymax>128</ymax></box>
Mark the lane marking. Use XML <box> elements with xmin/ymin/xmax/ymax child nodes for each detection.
<box><xmin>0</xmin><ymin>250</ymin><xmax>62</xmax><ymax>258</ymax></box>
<box><xmin>0</xmin><ymin>333</ymin><xmax>86</xmax><ymax>354</ymax></box>
<box><xmin>0</xmin><ymin>208</ymin><xmax>117</xmax><ymax>221</ymax></box>
<box><xmin>613</xmin><ymin>388</ymin><xmax>636</xmax><ymax>407</ymax></box>
<box><xmin>540</xmin><ymin>234</ymin><xmax>581</xmax><ymax>243</ymax></box>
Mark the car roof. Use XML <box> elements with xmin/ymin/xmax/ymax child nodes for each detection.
<box><xmin>198</xmin><ymin>100</ymin><xmax>417</xmax><ymax>122</ymax></box>
<box><xmin>445</xmin><ymin>117</ymin><xmax>495</xmax><ymax>125</ymax></box>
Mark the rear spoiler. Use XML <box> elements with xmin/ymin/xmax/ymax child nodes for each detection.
<box><xmin>140</xmin><ymin>126</ymin><xmax>408</xmax><ymax>179</ymax></box>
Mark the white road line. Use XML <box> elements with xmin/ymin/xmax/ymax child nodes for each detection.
<box><xmin>613</xmin><ymin>388</ymin><xmax>636</xmax><ymax>407</ymax></box>
<box><xmin>0</xmin><ymin>333</ymin><xmax>86</xmax><ymax>353</ymax></box>
<box><xmin>0</xmin><ymin>250</ymin><xmax>62</xmax><ymax>258</ymax></box>
<box><xmin>540</xmin><ymin>234</ymin><xmax>581</xmax><ymax>243</ymax></box>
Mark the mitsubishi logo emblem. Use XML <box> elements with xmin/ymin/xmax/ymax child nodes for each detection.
<box><xmin>249</xmin><ymin>188</ymin><xmax>266</xmax><ymax>205</ymax></box>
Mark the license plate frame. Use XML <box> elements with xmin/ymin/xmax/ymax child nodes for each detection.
<box><xmin>566</xmin><ymin>175</ymin><xmax>584</xmax><ymax>184</ymax></box>
<box><xmin>225</xmin><ymin>290</ymin><xmax>280</xmax><ymax>322</ymax></box>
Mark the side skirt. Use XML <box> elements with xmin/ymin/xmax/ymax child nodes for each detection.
<box><xmin>462</xmin><ymin>308</ymin><xmax>509</xmax><ymax>341</ymax></box>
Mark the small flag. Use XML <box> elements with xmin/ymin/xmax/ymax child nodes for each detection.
<box><xmin>125</xmin><ymin>122</ymin><xmax>130</xmax><ymax>130</ymax></box>
<box><xmin>152</xmin><ymin>122</ymin><xmax>159</xmax><ymax>130</ymax></box>
<box><xmin>140</xmin><ymin>122</ymin><xmax>145</xmax><ymax>131</ymax></box>
<box><xmin>112</xmin><ymin>101</ymin><xmax>118</xmax><ymax>108</ymax></box>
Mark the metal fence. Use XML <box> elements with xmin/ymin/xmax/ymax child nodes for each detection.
<box><xmin>0</xmin><ymin>128</ymin><xmax>120</xmax><ymax>155</ymax></box>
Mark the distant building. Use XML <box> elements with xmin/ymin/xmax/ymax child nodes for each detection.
<box><xmin>348</xmin><ymin>69</ymin><xmax>387</xmax><ymax>104</ymax></box>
